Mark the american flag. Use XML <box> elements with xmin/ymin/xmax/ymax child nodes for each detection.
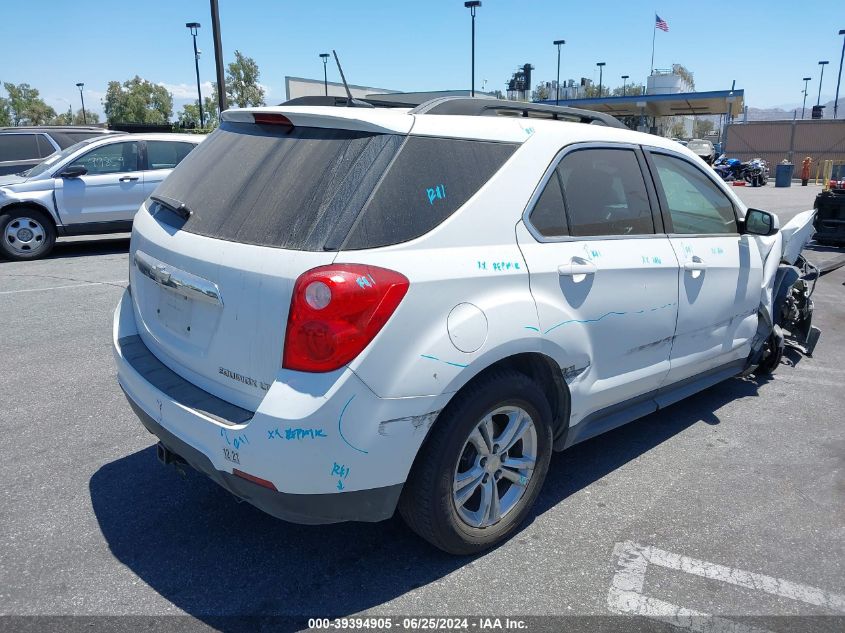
<box><xmin>655</xmin><ymin>14</ymin><xmax>669</xmax><ymax>31</ymax></box>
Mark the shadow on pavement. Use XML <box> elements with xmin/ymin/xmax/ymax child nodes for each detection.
<box><xmin>48</xmin><ymin>236</ymin><xmax>130</xmax><ymax>259</ymax></box>
<box><xmin>89</xmin><ymin>376</ymin><xmax>767</xmax><ymax>632</ymax></box>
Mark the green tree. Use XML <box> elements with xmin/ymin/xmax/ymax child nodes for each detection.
<box><xmin>669</xmin><ymin>121</ymin><xmax>687</xmax><ymax>139</ymax></box>
<box><xmin>693</xmin><ymin>119</ymin><xmax>714</xmax><ymax>137</ymax></box>
<box><xmin>225</xmin><ymin>50</ymin><xmax>266</xmax><ymax>108</ymax></box>
<box><xmin>104</xmin><ymin>76</ymin><xmax>173</xmax><ymax>124</ymax></box>
<box><xmin>3</xmin><ymin>82</ymin><xmax>57</xmax><ymax>125</ymax></box>
<box><xmin>177</xmin><ymin>95</ymin><xmax>219</xmax><ymax>129</ymax></box>
<box><xmin>52</xmin><ymin>107</ymin><xmax>100</xmax><ymax>126</ymax></box>
<box><xmin>611</xmin><ymin>83</ymin><xmax>645</xmax><ymax>97</ymax></box>
<box><xmin>0</xmin><ymin>96</ymin><xmax>11</xmax><ymax>126</ymax></box>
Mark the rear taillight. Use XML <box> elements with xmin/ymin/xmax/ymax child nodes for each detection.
<box><xmin>283</xmin><ymin>264</ymin><xmax>409</xmax><ymax>372</ymax></box>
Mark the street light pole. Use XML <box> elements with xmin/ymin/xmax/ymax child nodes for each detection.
<box><xmin>596</xmin><ymin>62</ymin><xmax>606</xmax><ymax>97</ymax></box>
<box><xmin>621</xmin><ymin>75</ymin><xmax>629</xmax><ymax>96</ymax></box>
<box><xmin>464</xmin><ymin>1</ymin><xmax>481</xmax><ymax>97</ymax></box>
<box><xmin>802</xmin><ymin>77</ymin><xmax>812</xmax><ymax>119</ymax></box>
<box><xmin>75</xmin><ymin>82</ymin><xmax>86</xmax><ymax>124</ymax></box>
<box><xmin>835</xmin><ymin>30</ymin><xmax>845</xmax><ymax>118</ymax></box>
<box><xmin>817</xmin><ymin>60</ymin><xmax>829</xmax><ymax>107</ymax></box>
<box><xmin>186</xmin><ymin>22</ymin><xmax>204</xmax><ymax>128</ymax></box>
<box><xmin>553</xmin><ymin>39</ymin><xmax>565</xmax><ymax>105</ymax></box>
<box><xmin>319</xmin><ymin>53</ymin><xmax>330</xmax><ymax>96</ymax></box>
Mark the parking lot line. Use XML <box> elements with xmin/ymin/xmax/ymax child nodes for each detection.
<box><xmin>608</xmin><ymin>541</ymin><xmax>845</xmax><ymax>631</ymax></box>
<box><xmin>0</xmin><ymin>280</ymin><xmax>126</xmax><ymax>295</ymax></box>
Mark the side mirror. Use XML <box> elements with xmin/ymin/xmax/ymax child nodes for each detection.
<box><xmin>743</xmin><ymin>208</ymin><xmax>779</xmax><ymax>236</ymax></box>
<box><xmin>58</xmin><ymin>164</ymin><xmax>88</xmax><ymax>178</ymax></box>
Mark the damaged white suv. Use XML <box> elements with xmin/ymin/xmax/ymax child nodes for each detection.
<box><xmin>113</xmin><ymin>98</ymin><xmax>818</xmax><ymax>554</ymax></box>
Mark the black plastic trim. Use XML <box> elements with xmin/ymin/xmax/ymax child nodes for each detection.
<box><xmin>58</xmin><ymin>220</ymin><xmax>133</xmax><ymax>236</ymax></box>
<box><xmin>122</xmin><ymin>388</ymin><xmax>403</xmax><ymax>524</ymax></box>
<box><xmin>118</xmin><ymin>335</ymin><xmax>252</xmax><ymax>426</ymax></box>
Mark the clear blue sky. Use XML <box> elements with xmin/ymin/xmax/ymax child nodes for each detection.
<box><xmin>1</xmin><ymin>0</ymin><xmax>841</xmax><ymax>118</ymax></box>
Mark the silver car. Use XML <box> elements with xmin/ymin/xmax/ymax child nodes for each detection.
<box><xmin>0</xmin><ymin>133</ymin><xmax>203</xmax><ymax>260</ymax></box>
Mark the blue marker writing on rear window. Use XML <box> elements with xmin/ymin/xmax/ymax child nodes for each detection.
<box><xmin>426</xmin><ymin>184</ymin><xmax>446</xmax><ymax>205</ymax></box>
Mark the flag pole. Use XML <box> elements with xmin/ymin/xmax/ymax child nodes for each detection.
<box><xmin>650</xmin><ymin>12</ymin><xmax>656</xmax><ymax>76</ymax></box>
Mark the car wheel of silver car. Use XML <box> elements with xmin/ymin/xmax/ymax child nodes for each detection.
<box><xmin>399</xmin><ymin>369</ymin><xmax>553</xmax><ymax>555</ymax></box>
<box><xmin>0</xmin><ymin>207</ymin><xmax>56</xmax><ymax>261</ymax></box>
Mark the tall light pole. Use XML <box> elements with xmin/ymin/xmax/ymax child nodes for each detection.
<box><xmin>835</xmin><ymin>30</ymin><xmax>845</xmax><ymax>118</ymax></box>
<box><xmin>621</xmin><ymin>75</ymin><xmax>629</xmax><ymax>96</ymax></box>
<box><xmin>186</xmin><ymin>22</ymin><xmax>204</xmax><ymax>128</ymax></box>
<box><xmin>319</xmin><ymin>53</ymin><xmax>330</xmax><ymax>96</ymax></box>
<box><xmin>817</xmin><ymin>60</ymin><xmax>829</xmax><ymax>107</ymax></box>
<box><xmin>75</xmin><ymin>82</ymin><xmax>86</xmax><ymax>124</ymax></box>
<box><xmin>464</xmin><ymin>1</ymin><xmax>481</xmax><ymax>97</ymax></box>
<box><xmin>553</xmin><ymin>39</ymin><xmax>565</xmax><ymax>105</ymax></box>
<box><xmin>596</xmin><ymin>62</ymin><xmax>606</xmax><ymax>97</ymax></box>
<box><xmin>802</xmin><ymin>77</ymin><xmax>812</xmax><ymax>118</ymax></box>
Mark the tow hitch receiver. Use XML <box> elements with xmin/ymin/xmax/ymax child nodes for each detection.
<box><xmin>156</xmin><ymin>442</ymin><xmax>187</xmax><ymax>467</ymax></box>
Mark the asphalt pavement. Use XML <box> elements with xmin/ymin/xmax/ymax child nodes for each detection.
<box><xmin>0</xmin><ymin>182</ymin><xmax>842</xmax><ymax>633</ymax></box>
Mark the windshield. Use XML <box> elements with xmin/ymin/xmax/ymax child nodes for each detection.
<box><xmin>21</xmin><ymin>138</ymin><xmax>100</xmax><ymax>177</ymax></box>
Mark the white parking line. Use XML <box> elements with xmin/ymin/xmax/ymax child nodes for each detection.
<box><xmin>608</xmin><ymin>541</ymin><xmax>845</xmax><ymax>632</ymax></box>
<box><xmin>0</xmin><ymin>280</ymin><xmax>126</xmax><ymax>295</ymax></box>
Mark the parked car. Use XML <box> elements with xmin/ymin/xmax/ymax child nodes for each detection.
<box><xmin>0</xmin><ymin>126</ymin><xmax>122</xmax><ymax>177</ymax></box>
<box><xmin>112</xmin><ymin>100</ymin><xmax>813</xmax><ymax>554</ymax></box>
<box><xmin>0</xmin><ymin>133</ymin><xmax>203</xmax><ymax>260</ymax></box>
<box><xmin>687</xmin><ymin>138</ymin><xmax>715</xmax><ymax>164</ymax></box>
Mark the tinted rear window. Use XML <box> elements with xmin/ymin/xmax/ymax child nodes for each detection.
<box><xmin>49</xmin><ymin>131</ymin><xmax>106</xmax><ymax>149</ymax></box>
<box><xmin>343</xmin><ymin>136</ymin><xmax>517</xmax><ymax>249</ymax></box>
<box><xmin>156</xmin><ymin>122</ymin><xmax>517</xmax><ymax>251</ymax></box>
<box><xmin>0</xmin><ymin>134</ymin><xmax>39</xmax><ymax>161</ymax></box>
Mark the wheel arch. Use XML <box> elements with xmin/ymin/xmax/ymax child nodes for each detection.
<box><xmin>428</xmin><ymin>352</ymin><xmax>572</xmax><ymax>453</ymax></box>
<box><xmin>0</xmin><ymin>200</ymin><xmax>60</xmax><ymax>231</ymax></box>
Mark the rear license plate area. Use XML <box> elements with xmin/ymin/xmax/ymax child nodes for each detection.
<box><xmin>157</xmin><ymin>287</ymin><xmax>194</xmax><ymax>336</ymax></box>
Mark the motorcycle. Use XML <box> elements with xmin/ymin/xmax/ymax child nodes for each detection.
<box><xmin>712</xmin><ymin>154</ymin><xmax>769</xmax><ymax>186</ymax></box>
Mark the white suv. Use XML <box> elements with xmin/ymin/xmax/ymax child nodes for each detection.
<box><xmin>112</xmin><ymin>99</ymin><xmax>805</xmax><ymax>554</ymax></box>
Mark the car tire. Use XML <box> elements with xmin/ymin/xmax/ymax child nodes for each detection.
<box><xmin>0</xmin><ymin>206</ymin><xmax>56</xmax><ymax>261</ymax></box>
<box><xmin>757</xmin><ymin>325</ymin><xmax>785</xmax><ymax>375</ymax></box>
<box><xmin>399</xmin><ymin>369</ymin><xmax>553</xmax><ymax>555</ymax></box>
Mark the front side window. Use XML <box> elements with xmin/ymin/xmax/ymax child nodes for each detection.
<box><xmin>558</xmin><ymin>148</ymin><xmax>654</xmax><ymax>236</ymax></box>
<box><xmin>146</xmin><ymin>141</ymin><xmax>196</xmax><ymax>170</ymax></box>
<box><xmin>69</xmin><ymin>141</ymin><xmax>140</xmax><ymax>175</ymax></box>
<box><xmin>652</xmin><ymin>153</ymin><xmax>737</xmax><ymax>234</ymax></box>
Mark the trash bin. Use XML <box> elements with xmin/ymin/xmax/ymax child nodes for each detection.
<box><xmin>775</xmin><ymin>163</ymin><xmax>794</xmax><ymax>187</ymax></box>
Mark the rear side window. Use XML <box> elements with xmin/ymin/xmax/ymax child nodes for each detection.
<box><xmin>528</xmin><ymin>171</ymin><xmax>568</xmax><ymax>237</ymax></box>
<box><xmin>652</xmin><ymin>153</ymin><xmax>737</xmax><ymax>234</ymax></box>
<box><xmin>342</xmin><ymin>137</ymin><xmax>516</xmax><ymax>249</ymax></box>
<box><xmin>157</xmin><ymin>123</ymin><xmax>516</xmax><ymax>251</ymax></box>
<box><xmin>146</xmin><ymin>141</ymin><xmax>196</xmax><ymax>170</ymax></box>
<box><xmin>0</xmin><ymin>134</ymin><xmax>39</xmax><ymax>162</ymax></box>
<box><xmin>558</xmin><ymin>148</ymin><xmax>654</xmax><ymax>236</ymax></box>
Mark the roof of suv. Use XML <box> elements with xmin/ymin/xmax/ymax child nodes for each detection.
<box><xmin>223</xmin><ymin>97</ymin><xmax>700</xmax><ymax>160</ymax></box>
<box><xmin>0</xmin><ymin>126</ymin><xmax>119</xmax><ymax>134</ymax></box>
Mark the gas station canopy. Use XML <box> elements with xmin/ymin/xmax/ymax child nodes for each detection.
<box><xmin>536</xmin><ymin>89</ymin><xmax>745</xmax><ymax>118</ymax></box>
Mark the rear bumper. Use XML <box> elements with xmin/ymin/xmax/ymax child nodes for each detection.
<box><xmin>113</xmin><ymin>287</ymin><xmax>447</xmax><ymax>524</ymax></box>
<box><xmin>122</xmin><ymin>388</ymin><xmax>402</xmax><ymax>524</ymax></box>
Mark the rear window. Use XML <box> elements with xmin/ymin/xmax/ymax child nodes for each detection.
<box><xmin>0</xmin><ymin>134</ymin><xmax>39</xmax><ymax>162</ymax></box>
<box><xmin>49</xmin><ymin>131</ymin><xmax>107</xmax><ymax>149</ymax></box>
<box><xmin>155</xmin><ymin>122</ymin><xmax>517</xmax><ymax>251</ymax></box>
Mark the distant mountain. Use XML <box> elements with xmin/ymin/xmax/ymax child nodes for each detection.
<box><xmin>745</xmin><ymin>97</ymin><xmax>845</xmax><ymax>121</ymax></box>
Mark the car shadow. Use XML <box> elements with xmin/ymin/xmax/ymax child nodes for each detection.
<box><xmin>48</xmin><ymin>236</ymin><xmax>130</xmax><ymax>259</ymax></box>
<box><xmin>89</xmin><ymin>375</ymin><xmax>769</xmax><ymax>632</ymax></box>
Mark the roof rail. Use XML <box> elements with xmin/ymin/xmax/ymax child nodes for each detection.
<box><xmin>409</xmin><ymin>97</ymin><xmax>626</xmax><ymax>129</ymax></box>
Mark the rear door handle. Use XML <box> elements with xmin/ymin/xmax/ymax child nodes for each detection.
<box><xmin>119</xmin><ymin>176</ymin><xmax>139</xmax><ymax>182</ymax></box>
<box><xmin>558</xmin><ymin>260</ymin><xmax>597</xmax><ymax>276</ymax></box>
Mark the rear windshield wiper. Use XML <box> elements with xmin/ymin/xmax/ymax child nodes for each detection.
<box><xmin>150</xmin><ymin>194</ymin><xmax>191</xmax><ymax>220</ymax></box>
